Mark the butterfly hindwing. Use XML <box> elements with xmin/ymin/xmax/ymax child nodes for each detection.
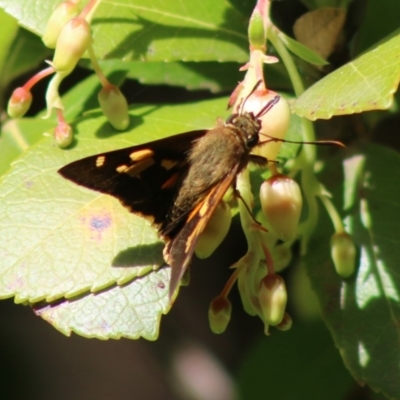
<box><xmin>58</xmin><ymin>130</ymin><xmax>207</xmax><ymax>226</ymax></box>
<box><xmin>164</xmin><ymin>165</ymin><xmax>240</xmax><ymax>296</ymax></box>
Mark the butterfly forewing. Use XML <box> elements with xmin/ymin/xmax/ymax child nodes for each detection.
<box><xmin>58</xmin><ymin>130</ymin><xmax>206</xmax><ymax>226</ymax></box>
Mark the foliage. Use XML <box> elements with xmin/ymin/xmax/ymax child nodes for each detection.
<box><xmin>0</xmin><ymin>0</ymin><xmax>399</xmax><ymax>398</ymax></box>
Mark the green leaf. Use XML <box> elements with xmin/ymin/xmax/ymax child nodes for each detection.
<box><xmin>277</xmin><ymin>30</ymin><xmax>328</xmax><ymax>66</ymax></box>
<box><xmin>0</xmin><ymin>7</ymin><xmax>19</xmax><ymax>85</ymax></box>
<box><xmin>124</xmin><ymin>61</ymin><xmax>243</xmax><ymax>93</ymax></box>
<box><xmin>83</xmin><ymin>59</ymin><xmax>292</xmax><ymax>94</ymax></box>
<box><xmin>304</xmin><ymin>144</ymin><xmax>400</xmax><ymax>398</ymax></box>
<box><xmin>81</xmin><ymin>59</ymin><xmax>244</xmax><ymax>93</ymax></box>
<box><xmin>0</xmin><ymin>118</ymin><xmax>54</xmax><ymax>177</ymax></box>
<box><xmin>62</xmin><ymin>64</ymin><xmax>128</xmax><ymax>120</ymax></box>
<box><xmin>0</xmin><ymin>133</ymin><xmax>162</xmax><ymax>303</ymax></box>
<box><xmin>354</xmin><ymin>0</ymin><xmax>400</xmax><ymax>55</ymax></box>
<box><xmin>0</xmin><ymin>0</ymin><xmax>249</xmax><ymax>62</ymax></box>
<box><xmin>292</xmin><ymin>30</ymin><xmax>400</xmax><ymax>120</ymax></box>
<box><xmin>0</xmin><ymin>28</ymin><xmax>50</xmax><ymax>89</ymax></box>
<box><xmin>35</xmin><ymin>267</ymin><xmax>171</xmax><ymax>340</ymax></box>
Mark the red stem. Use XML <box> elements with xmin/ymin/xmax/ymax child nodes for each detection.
<box><xmin>24</xmin><ymin>66</ymin><xmax>55</xmax><ymax>91</ymax></box>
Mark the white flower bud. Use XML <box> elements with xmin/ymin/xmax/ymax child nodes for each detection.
<box><xmin>53</xmin><ymin>17</ymin><xmax>92</xmax><ymax>74</ymax></box>
<box><xmin>260</xmin><ymin>175</ymin><xmax>302</xmax><ymax>241</ymax></box>
<box><xmin>98</xmin><ymin>85</ymin><xmax>130</xmax><ymax>130</ymax></box>
<box><xmin>331</xmin><ymin>232</ymin><xmax>356</xmax><ymax>277</ymax></box>
<box><xmin>42</xmin><ymin>1</ymin><xmax>80</xmax><ymax>48</ymax></box>
<box><xmin>209</xmin><ymin>296</ymin><xmax>232</xmax><ymax>334</ymax></box>
<box><xmin>7</xmin><ymin>87</ymin><xmax>32</xmax><ymax>118</ymax></box>
<box><xmin>259</xmin><ymin>274</ymin><xmax>287</xmax><ymax>326</ymax></box>
<box><xmin>242</xmin><ymin>90</ymin><xmax>290</xmax><ymax>161</ymax></box>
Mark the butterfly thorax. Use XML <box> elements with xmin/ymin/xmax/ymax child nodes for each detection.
<box><xmin>161</xmin><ymin>112</ymin><xmax>262</xmax><ymax>237</ymax></box>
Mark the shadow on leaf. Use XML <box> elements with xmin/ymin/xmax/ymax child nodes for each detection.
<box><xmin>112</xmin><ymin>242</ymin><xmax>165</xmax><ymax>268</ymax></box>
<box><xmin>92</xmin><ymin>12</ymin><xmax>247</xmax><ymax>61</ymax></box>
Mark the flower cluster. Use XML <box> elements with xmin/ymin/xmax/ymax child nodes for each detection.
<box><xmin>7</xmin><ymin>0</ymin><xmax>129</xmax><ymax>147</ymax></box>
<box><xmin>206</xmin><ymin>0</ymin><xmax>356</xmax><ymax>334</ymax></box>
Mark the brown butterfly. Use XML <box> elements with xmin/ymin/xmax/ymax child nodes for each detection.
<box><xmin>58</xmin><ymin>95</ymin><xmax>280</xmax><ymax>297</ymax></box>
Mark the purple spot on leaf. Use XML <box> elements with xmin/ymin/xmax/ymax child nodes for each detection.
<box><xmin>90</xmin><ymin>215</ymin><xmax>112</xmax><ymax>232</ymax></box>
<box><xmin>81</xmin><ymin>213</ymin><xmax>113</xmax><ymax>242</ymax></box>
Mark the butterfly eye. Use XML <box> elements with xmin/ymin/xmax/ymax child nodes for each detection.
<box><xmin>246</xmin><ymin>133</ymin><xmax>259</xmax><ymax>148</ymax></box>
<box><xmin>226</xmin><ymin>114</ymin><xmax>238</xmax><ymax>125</ymax></box>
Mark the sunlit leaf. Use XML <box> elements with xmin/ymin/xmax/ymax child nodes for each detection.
<box><xmin>0</xmin><ymin>0</ymin><xmax>249</xmax><ymax>62</ymax></box>
<box><xmin>292</xmin><ymin>30</ymin><xmax>400</xmax><ymax>120</ymax></box>
<box><xmin>305</xmin><ymin>144</ymin><xmax>400</xmax><ymax>398</ymax></box>
<box><xmin>35</xmin><ymin>267</ymin><xmax>171</xmax><ymax>340</ymax></box>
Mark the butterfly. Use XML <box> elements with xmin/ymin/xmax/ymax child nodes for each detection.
<box><xmin>58</xmin><ymin>95</ymin><xmax>280</xmax><ymax>298</ymax></box>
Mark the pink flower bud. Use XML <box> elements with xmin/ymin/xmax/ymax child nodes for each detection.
<box><xmin>53</xmin><ymin>17</ymin><xmax>92</xmax><ymax>73</ymax></box>
<box><xmin>208</xmin><ymin>296</ymin><xmax>232</xmax><ymax>334</ymax></box>
<box><xmin>242</xmin><ymin>90</ymin><xmax>290</xmax><ymax>161</ymax></box>
<box><xmin>260</xmin><ymin>175</ymin><xmax>302</xmax><ymax>241</ymax></box>
<box><xmin>42</xmin><ymin>1</ymin><xmax>80</xmax><ymax>48</ymax></box>
<box><xmin>259</xmin><ymin>274</ymin><xmax>287</xmax><ymax>326</ymax></box>
<box><xmin>55</xmin><ymin>121</ymin><xmax>73</xmax><ymax>148</ymax></box>
<box><xmin>330</xmin><ymin>232</ymin><xmax>356</xmax><ymax>277</ymax></box>
<box><xmin>7</xmin><ymin>87</ymin><xmax>32</xmax><ymax>118</ymax></box>
<box><xmin>98</xmin><ymin>85</ymin><xmax>129</xmax><ymax>130</ymax></box>
<box><xmin>195</xmin><ymin>202</ymin><xmax>231</xmax><ymax>259</ymax></box>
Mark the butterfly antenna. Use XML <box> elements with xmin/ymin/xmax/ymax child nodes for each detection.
<box><xmin>238</xmin><ymin>80</ymin><xmax>263</xmax><ymax>115</ymax></box>
<box><xmin>255</xmin><ymin>95</ymin><xmax>280</xmax><ymax>119</ymax></box>
<box><xmin>260</xmin><ymin>133</ymin><xmax>345</xmax><ymax>148</ymax></box>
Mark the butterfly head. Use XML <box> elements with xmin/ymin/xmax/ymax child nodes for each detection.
<box><xmin>225</xmin><ymin>112</ymin><xmax>262</xmax><ymax>150</ymax></box>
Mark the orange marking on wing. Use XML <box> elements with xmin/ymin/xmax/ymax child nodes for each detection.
<box><xmin>129</xmin><ymin>148</ymin><xmax>154</xmax><ymax>162</ymax></box>
<box><xmin>161</xmin><ymin>173</ymin><xmax>179</xmax><ymax>189</ymax></box>
<box><xmin>186</xmin><ymin>200</ymin><xmax>207</xmax><ymax>223</ymax></box>
<box><xmin>95</xmin><ymin>155</ymin><xmax>106</xmax><ymax>167</ymax></box>
<box><xmin>124</xmin><ymin>158</ymin><xmax>155</xmax><ymax>176</ymax></box>
<box><xmin>116</xmin><ymin>164</ymin><xmax>128</xmax><ymax>173</ymax></box>
<box><xmin>161</xmin><ymin>159</ymin><xmax>179</xmax><ymax>170</ymax></box>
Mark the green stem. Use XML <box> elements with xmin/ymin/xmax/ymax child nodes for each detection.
<box><xmin>267</xmin><ymin>27</ymin><xmax>305</xmax><ymax>96</ymax></box>
<box><xmin>80</xmin><ymin>0</ymin><xmax>102</xmax><ymax>22</ymax></box>
<box><xmin>268</xmin><ymin>26</ymin><xmax>322</xmax><ymax>252</ymax></box>
<box><xmin>318</xmin><ymin>194</ymin><xmax>345</xmax><ymax>233</ymax></box>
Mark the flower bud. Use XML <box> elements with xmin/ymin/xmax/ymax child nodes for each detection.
<box><xmin>7</xmin><ymin>87</ymin><xmax>32</xmax><ymax>118</ymax></box>
<box><xmin>208</xmin><ymin>296</ymin><xmax>232</xmax><ymax>334</ymax></box>
<box><xmin>275</xmin><ymin>312</ymin><xmax>292</xmax><ymax>331</ymax></box>
<box><xmin>55</xmin><ymin>120</ymin><xmax>73</xmax><ymax>148</ymax></box>
<box><xmin>260</xmin><ymin>175</ymin><xmax>302</xmax><ymax>241</ymax></box>
<box><xmin>242</xmin><ymin>91</ymin><xmax>290</xmax><ymax>161</ymax></box>
<box><xmin>42</xmin><ymin>1</ymin><xmax>80</xmax><ymax>48</ymax></box>
<box><xmin>259</xmin><ymin>274</ymin><xmax>287</xmax><ymax>326</ymax></box>
<box><xmin>248</xmin><ymin>9</ymin><xmax>265</xmax><ymax>48</ymax></box>
<box><xmin>98</xmin><ymin>85</ymin><xmax>130</xmax><ymax>130</ymax></box>
<box><xmin>330</xmin><ymin>232</ymin><xmax>356</xmax><ymax>277</ymax></box>
<box><xmin>53</xmin><ymin>17</ymin><xmax>92</xmax><ymax>73</ymax></box>
<box><xmin>195</xmin><ymin>201</ymin><xmax>231</xmax><ymax>259</ymax></box>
